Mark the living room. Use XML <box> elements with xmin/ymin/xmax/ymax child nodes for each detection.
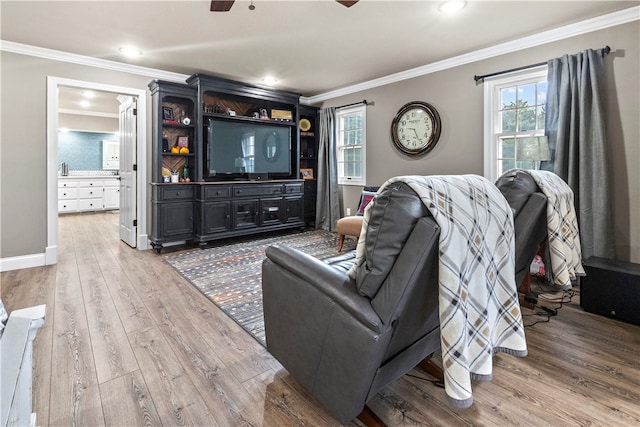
<box><xmin>1</xmin><ymin>1</ymin><xmax>639</xmax><ymax>426</ymax></box>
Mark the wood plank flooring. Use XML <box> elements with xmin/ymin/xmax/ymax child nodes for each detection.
<box><xmin>1</xmin><ymin>212</ymin><xmax>639</xmax><ymax>426</ymax></box>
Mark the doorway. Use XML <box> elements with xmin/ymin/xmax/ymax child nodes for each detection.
<box><xmin>46</xmin><ymin>77</ymin><xmax>148</xmax><ymax>265</ymax></box>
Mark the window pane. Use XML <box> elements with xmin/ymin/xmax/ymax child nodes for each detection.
<box><xmin>501</xmin><ymin>87</ymin><xmax>516</xmax><ymax>109</ymax></box>
<box><xmin>500</xmin><ymin>159</ymin><xmax>515</xmax><ymax>174</ymax></box>
<box><xmin>516</xmin><ymin>160</ymin><xmax>535</xmax><ymax>169</ymax></box>
<box><xmin>518</xmin><ymin>107</ymin><xmax>536</xmax><ymax>131</ymax></box>
<box><xmin>537</xmin><ymin>81</ymin><xmax>547</xmax><ymax>104</ymax></box>
<box><xmin>501</xmin><ymin>138</ymin><xmax>515</xmax><ymax>158</ymax></box>
<box><xmin>536</xmin><ymin>106</ymin><xmax>546</xmax><ymax>130</ymax></box>
<box><xmin>501</xmin><ymin>110</ymin><xmax>517</xmax><ymax>132</ymax></box>
<box><xmin>518</xmin><ymin>83</ymin><xmax>536</xmax><ymax>106</ymax></box>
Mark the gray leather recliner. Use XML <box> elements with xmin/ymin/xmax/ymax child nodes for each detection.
<box><xmin>495</xmin><ymin>169</ymin><xmax>548</xmax><ymax>300</ymax></box>
<box><xmin>262</xmin><ymin>181</ymin><xmax>442</xmax><ymax>424</ymax></box>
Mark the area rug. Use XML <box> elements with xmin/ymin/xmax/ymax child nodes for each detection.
<box><xmin>164</xmin><ymin>230</ymin><xmax>356</xmax><ymax>346</ymax></box>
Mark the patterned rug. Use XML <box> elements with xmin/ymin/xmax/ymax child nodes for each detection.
<box><xmin>164</xmin><ymin>230</ymin><xmax>356</xmax><ymax>346</ymax></box>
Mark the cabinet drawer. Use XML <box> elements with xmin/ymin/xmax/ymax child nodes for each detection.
<box><xmin>203</xmin><ymin>186</ymin><xmax>231</xmax><ymax>199</ymax></box>
<box><xmin>79</xmin><ymin>198</ymin><xmax>103</xmax><ymax>211</ymax></box>
<box><xmin>156</xmin><ymin>185</ymin><xmax>195</xmax><ymax>201</ymax></box>
<box><xmin>79</xmin><ymin>187</ymin><xmax>102</xmax><ymax>199</ymax></box>
<box><xmin>284</xmin><ymin>183</ymin><xmax>304</xmax><ymax>194</ymax></box>
<box><xmin>58</xmin><ymin>181</ymin><xmax>78</xmax><ymax>189</ymax></box>
<box><xmin>103</xmin><ymin>180</ymin><xmax>120</xmax><ymax>187</ymax></box>
<box><xmin>58</xmin><ymin>188</ymin><xmax>78</xmax><ymax>200</ymax></box>
<box><xmin>58</xmin><ymin>200</ymin><xmax>78</xmax><ymax>212</ymax></box>
<box><xmin>234</xmin><ymin>185</ymin><xmax>282</xmax><ymax>197</ymax></box>
<box><xmin>79</xmin><ymin>181</ymin><xmax>101</xmax><ymax>188</ymax></box>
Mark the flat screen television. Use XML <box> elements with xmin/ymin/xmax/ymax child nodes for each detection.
<box><xmin>205</xmin><ymin>118</ymin><xmax>293</xmax><ymax>180</ymax></box>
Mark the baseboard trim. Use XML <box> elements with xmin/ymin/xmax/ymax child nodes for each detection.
<box><xmin>0</xmin><ymin>253</ymin><xmax>46</xmax><ymax>272</ymax></box>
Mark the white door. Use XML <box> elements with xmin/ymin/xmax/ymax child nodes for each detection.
<box><xmin>119</xmin><ymin>96</ymin><xmax>137</xmax><ymax>247</ymax></box>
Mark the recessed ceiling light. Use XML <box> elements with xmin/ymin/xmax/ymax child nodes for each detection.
<box><xmin>119</xmin><ymin>46</ymin><xmax>143</xmax><ymax>58</ymax></box>
<box><xmin>262</xmin><ymin>76</ymin><xmax>278</xmax><ymax>86</ymax></box>
<box><xmin>83</xmin><ymin>90</ymin><xmax>96</xmax><ymax>99</ymax></box>
<box><xmin>439</xmin><ymin>0</ymin><xmax>466</xmax><ymax>13</ymax></box>
<box><xmin>80</xmin><ymin>100</ymin><xmax>91</xmax><ymax>108</ymax></box>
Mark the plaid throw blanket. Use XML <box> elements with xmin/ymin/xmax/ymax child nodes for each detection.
<box><xmin>523</xmin><ymin>170</ymin><xmax>585</xmax><ymax>289</ymax></box>
<box><xmin>350</xmin><ymin>175</ymin><xmax>527</xmax><ymax>408</ymax></box>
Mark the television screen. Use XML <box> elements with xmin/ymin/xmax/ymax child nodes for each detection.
<box><xmin>206</xmin><ymin>119</ymin><xmax>292</xmax><ymax>179</ymax></box>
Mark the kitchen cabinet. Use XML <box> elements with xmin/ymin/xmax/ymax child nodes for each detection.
<box><xmin>58</xmin><ymin>177</ymin><xmax>120</xmax><ymax>213</ymax></box>
<box><xmin>102</xmin><ymin>140</ymin><xmax>120</xmax><ymax>170</ymax></box>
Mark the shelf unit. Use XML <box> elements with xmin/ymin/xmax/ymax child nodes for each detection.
<box><xmin>148</xmin><ymin>75</ymin><xmax>309</xmax><ymax>253</ymax></box>
<box><xmin>149</xmin><ymin>80</ymin><xmax>198</xmax><ymax>183</ymax></box>
<box><xmin>299</xmin><ymin>105</ymin><xmax>319</xmax><ymax>226</ymax></box>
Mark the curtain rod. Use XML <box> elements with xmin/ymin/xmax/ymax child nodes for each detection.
<box><xmin>473</xmin><ymin>46</ymin><xmax>611</xmax><ymax>82</ymax></box>
<box><xmin>336</xmin><ymin>99</ymin><xmax>373</xmax><ymax>109</ymax></box>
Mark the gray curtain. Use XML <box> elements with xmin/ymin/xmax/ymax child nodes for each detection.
<box><xmin>315</xmin><ymin>107</ymin><xmax>340</xmax><ymax>231</ymax></box>
<box><xmin>544</xmin><ymin>49</ymin><xmax>615</xmax><ymax>260</ymax></box>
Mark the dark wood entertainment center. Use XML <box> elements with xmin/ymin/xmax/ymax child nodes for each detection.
<box><xmin>148</xmin><ymin>75</ymin><xmax>318</xmax><ymax>253</ymax></box>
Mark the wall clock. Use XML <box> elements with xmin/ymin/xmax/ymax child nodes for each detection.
<box><xmin>391</xmin><ymin>101</ymin><xmax>441</xmax><ymax>156</ymax></box>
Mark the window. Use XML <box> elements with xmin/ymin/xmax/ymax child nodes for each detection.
<box><xmin>483</xmin><ymin>67</ymin><xmax>548</xmax><ymax>181</ymax></box>
<box><xmin>336</xmin><ymin>105</ymin><xmax>366</xmax><ymax>185</ymax></box>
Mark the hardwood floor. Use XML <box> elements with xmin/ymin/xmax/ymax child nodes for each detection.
<box><xmin>2</xmin><ymin>212</ymin><xmax>639</xmax><ymax>426</ymax></box>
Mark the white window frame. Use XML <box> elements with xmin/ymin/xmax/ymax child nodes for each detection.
<box><xmin>336</xmin><ymin>104</ymin><xmax>366</xmax><ymax>186</ymax></box>
<box><xmin>483</xmin><ymin>66</ymin><xmax>548</xmax><ymax>182</ymax></box>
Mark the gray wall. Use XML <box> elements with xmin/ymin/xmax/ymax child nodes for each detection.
<box><xmin>321</xmin><ymin>22</ymin><xmax>639</xmax><ymax>262</ymax></box>
<box><xmin>1</xmin><ymin>21</ymin><xmax>638</xmax><ymax>263</ymax></box>
<box><xmin>0</xmin><ymin>51</ymin><xmax>157</xmax><ymax>258</ymax></box>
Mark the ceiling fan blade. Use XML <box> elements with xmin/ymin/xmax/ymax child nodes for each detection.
<box><xmin>336</xmin><ymin>0</ymin><xmax>359</xmax><ymax>7</ymax></box>
<box><xmin>210</xmin><ymin>1</ymin><xmax>235</xmax><ymax>12</ymax></box>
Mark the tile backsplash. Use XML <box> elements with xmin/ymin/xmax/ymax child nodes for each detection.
<box><xmin>59</xmin><ymin>131</ymin><xmax>118</xmax><ymax>171</ymax></box>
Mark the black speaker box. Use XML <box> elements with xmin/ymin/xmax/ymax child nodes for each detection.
<box><xmin>581</xmin><ymin>256</ymin><xmax>640</xmax><ymax>325</ymax></box>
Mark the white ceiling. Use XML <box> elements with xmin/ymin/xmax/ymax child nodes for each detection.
<box><xmin>2</xmin><ymin>1</ymin><xmax>638</xmax><ymax>115</ymax></box>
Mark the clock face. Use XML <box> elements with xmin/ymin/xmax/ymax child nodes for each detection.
<box><xmin>391</xmin><ymin>102</ymin><xmax>441</xmax><ymax>156</ymax></box>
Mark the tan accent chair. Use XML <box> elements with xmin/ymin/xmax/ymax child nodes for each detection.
<box><xmin>335</xmin><ymin>187</ymin><xmax>378</xmax><ymax>252</ymax></box>
<box><xmin>336</xmin><ymin>216</ymin><xmax>363</xmax><ymax>252</ymax></box>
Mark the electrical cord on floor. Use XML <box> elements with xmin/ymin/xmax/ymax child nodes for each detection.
<box><xmin>523</xmin><ymin>288</ymin><xmax>579</xmax><ymax>328</ymax></box>
<box><xmin>405</xmin><ymin>373</ymin><xmax>445</xmax><ymax>388</ymax></box>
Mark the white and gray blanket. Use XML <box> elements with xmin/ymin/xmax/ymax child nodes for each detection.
<box><xmin>350</xmin><ymin>175</ymin><xmax>527</xmax><ymax>408</ymax></box>
<box><xmin>523</xmin><ymin>170</ymin><xmax>585</xmax><ymax>289</ymax></box>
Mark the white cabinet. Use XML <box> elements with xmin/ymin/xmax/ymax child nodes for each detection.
<box><xmin>102</xmin><ymin>140</ymin><xmax>120</xmax><ymax>170</ymax></box>
<box><xmin>104</xmin><ymin>181</ymin><xmax>120</xmax><ymax>209</ymax></box>
<box><xmin>58</xmin><ymin>177</ymin><xmax>120</xmax><ymax>213</ymax></box>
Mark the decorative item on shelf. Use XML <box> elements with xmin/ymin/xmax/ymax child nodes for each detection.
<box><xmin>299</xmin><ymin>118</ymin><xmax>311</xmax><ymax>131</ymax></box>
<box><xmin>171</xmin><ymin>170</ymin><xmax>179</xmax><ymax>183</ymax></box>
<box><xmin>163</xmin><ymin>106</ymin><xmax>178</xmax><ymax>124</ymax></box>
<box><xmin>260</xmin><ymin>109</ymin><xmax>269</xmax><ymax>120</ymax></box>
<box><xmin>300</xmin><ymin>168</ymin><xmax>314</xmax><ymax>180</ymax></box>
<box><xmin>180</xmin><ymin>110</ymin><xmax>191</xmax><ymax>125</ymax></box>
<box><xmin>181</xmin><ymin>164</ymin><xmax>190</xmax><ymax>182</ymax></box>
<box><xmin>227</xmin><ymin>108</ymin><xmax>236</xmax><ymax>116</ymax></box>
<box><xmin>162</xmin><ymin>138</ymin><xmax>169</xmax><ymax>152</ymax></box>
<box><xmin>177</xmin><ymin>136</ymin><xmax>189</xmax><ymax>153</ymax></box>
<box><xmin>271</xmin><ymin>109</ymin><xmax>292</xmax><ymax>121</ymax></box>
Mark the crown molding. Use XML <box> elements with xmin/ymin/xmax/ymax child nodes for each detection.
<box><xmin>2</xmin><ymin>5</ymin><xmax>638</xmax><ymax>106</ymax></box>
<box><xmin>302</xmin><ymin>5</ymin><xmax>639</xmax><ymax>105</ymax></box>
<box><xmin>0</xmin><ymin>40</ymin><xmax>189</xmax><ymax>83</ymax></box>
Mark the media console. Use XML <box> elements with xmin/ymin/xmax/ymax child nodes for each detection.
<box><xmin>150</xmin><ymin>180</ymin><xmax>304</xmax><ymax>253</ymax></box>
<box><xmin>148</xmin><ymin>75</ymin><xmax>316</xmax><ymax>253</ymax></box>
